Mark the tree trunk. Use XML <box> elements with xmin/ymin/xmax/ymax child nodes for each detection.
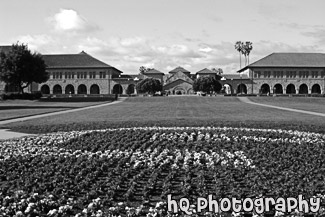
<box><xmin>239</xmin><ymin>51</ymin><xmax>241</xmax><ymax>69</ymax></box>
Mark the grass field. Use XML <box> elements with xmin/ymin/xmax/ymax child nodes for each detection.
<box><xmin>2</xmin><ymin>96</ymin><xmax>325</xmax><ymax>133</ymax></box>
<box><xmin>250</xmin><ymin>96</ymin><xmax>325</xmax><ymax>113</ymax></box>
<box><xmin>2</xmin><ymin>96</ymin><xmax>325</xmax><ymax>216</ymax></box>
<box><xmin>0</xmin><ymin>100</ymin><xmax>110</xmax><ymax>121</ymax></box>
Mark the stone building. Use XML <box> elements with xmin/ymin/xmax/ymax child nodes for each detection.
<box><xmin>238</xmin><ymin>53</ymin><xmax>325</xmax><ymax>94</ymax></box>
<box><xmin>40</xmin><ymin>51</ymin><xmax>122</xmax><ymax>95</ymax></box>
<box><xmin>220</xmin><ymin>74</ymin><xmax>251</xmax><ymax>94</ymax></box>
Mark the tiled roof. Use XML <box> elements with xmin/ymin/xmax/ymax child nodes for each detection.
<box><xmin>143</xmin><ymin>68</ymin><xmax>164</xmax><ymax>75</ymax></box>
<box><xmin>196</xmin><ymin>68</ymin><xmax>215</xmax><ymax>74</ymax></box>
<box><xmin>42</xmin><ymin>51</ymin><xmax>113</xmax><ymax>69</ymax></box>
<box><xmin>238</xmin><ymin>53</ymin><xmax>325</xmax><ymax>72</ymax></box>
<box><xmin>169</xmin><ymin>66</ymin><xmax>191</xmax><ymax>73</ymax></box>
<box><xmin>222</xmin><ymin>74</ymin><xmax>249</xmax><ymax>80</ymax></box>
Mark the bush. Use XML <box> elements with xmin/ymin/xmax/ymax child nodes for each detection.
<box><xmin>1</xmin><ymin>92</ymin><xmax>43</xmax><ymax>100</ymax></box>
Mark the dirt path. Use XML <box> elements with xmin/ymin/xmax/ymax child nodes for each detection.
<box><xmin>238</xmin><ymin>97</ymin><xmax>325</xmax><ymax>117</ymax></box>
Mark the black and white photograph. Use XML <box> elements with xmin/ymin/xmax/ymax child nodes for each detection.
<box><xmin>1</xmin><ymin>0</ymin><xmax>325</xmax><ymax>216</ymax></box>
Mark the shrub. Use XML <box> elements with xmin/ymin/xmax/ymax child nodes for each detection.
<box><xmin>1</xmin><ymin>92</ymin><xmax>42</xmax><ymax>100</ymax></box>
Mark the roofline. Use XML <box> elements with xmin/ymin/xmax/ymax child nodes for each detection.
<box><xmin>195</xmin><ymin>68</ymin><xmax>215</xmax><ymax>74</ymax></box>
<box><xmin>46</xmin><ymin>66</ymin><xmax>116</xmax><ymax>70</ymax></box>
<box><xmin>238</xmin><ymin>65</ymin><xmax>325</xmax><ymax>72</ymax></box>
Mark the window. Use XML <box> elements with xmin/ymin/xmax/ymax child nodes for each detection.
<box><xmin>59</xmin><ymin>72</ymin><xmax>62</xmax><ymax>79</ymax></box>
<box><xmin>311</xmin><ymin>71</ymin><xmax>318</xmax><ymax>78</ymax></box>
<box><xmin>99</xmin><ymin>71</ymin><xmax>105</xmax><ymax>78</ymax></box>
<box><xmin>65</xmin><ymin>72</ymin><xmax>67</xmax><ymax>79</ymax></box>
<box><xmin>90</xmin><ymin>72</ymin><xmax>96</xmax><ymax>79</ymax></box>
<box><xmin>299</xmin><ymin>71</ymin><xmax>309</xmax><ymax>78</ymax></box>
<box><xmin>84</xmin><ymin>72</ymin><xmax>87</xmax><ymax>79</ymax></box>
<box><xmin>287</xmin><ymin>71</ymin><xmax>296</xmax><ymax>78</ymax></box>
<box><xmin>72</xmin><ymin>72</ymin><xmax>75</xmax><ymax>79</ymax></box>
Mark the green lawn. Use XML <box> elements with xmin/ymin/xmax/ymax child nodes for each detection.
<box><xmin>249</xmin><ymin>96</ymin><xmax>325</xmax><ymax>113</ymax></box>
<box><xmin>0</xmin><ymin>100</ymin><xmax>109</xmax><ymax>121</ymax></box>
<box><xmin>2</xmin><ymin>96</ymin><xmax>325</xmax><ymax>134</ymax></box>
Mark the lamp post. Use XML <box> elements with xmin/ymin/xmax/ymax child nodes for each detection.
<box><xmin>134</xmin><ymin>77</ymin><xmax>139</xmax><ymax>95</ymax></box>
<box><xmin>239</xmin><ymin>73</ymin><xmax>243</xmax><ymax>94</ymax></box>
<box><xmin>118</xmin><ymin>74</ymin><xmax>122</xmax><ymax>95</ymax></box>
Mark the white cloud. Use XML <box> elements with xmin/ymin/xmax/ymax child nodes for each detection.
<box><xmin>48</xmin><ymin>9</ymin><xmax>99</xmax><ymax>33</ymax></box>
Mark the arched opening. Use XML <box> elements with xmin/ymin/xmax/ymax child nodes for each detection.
<box><xmin>65</xmin><ymin>84</ymin><xmax>75</xmax><ymax>94</ymax></box>
<box><xmin>53</xmin><ymin>84</ymin><xmax>62</xmax><ymax>94</ymax></box>
<box><xmin>174</xmin><ymin>87</ymin><xmax>186</xmax><ymax>95</ymax></box>
<box><xmin>273</xmin><ymin>83</ymin><xmax>283</xmax><ymax>94</ymax></box>
<box><xmin>223</xmin><ymin>84</ymin><xmax>232</xmax><ymax>94</ymax></box>
<box><xmin>311</xmin><ymin>84</ymin><xmax>321</xmax><ymax>94</ymax></box>
<box><xmin>90</xmin><ymin>84</ymin><xmax>100</xmax><ymax>94</ymax></box>
<box><xmin>187</xmin><ymin>88</ymin><xmax>194</xmax><ymax>94</ymax></box>
<box><xmin>260</xmin><ymin>83</ymin><xmax>270</xmax><ymax>94</ymax></box>
<box><xmin>77</xmin><ymin>84</ymin><xmax>87</xmax><ymax>94</ymax></box>
<box><xmin>299</xmin><ymin>84</ymin><xmax>308</xmax><ymax>94</ymax></box>
<box><xmin>5</xmin><ymin>84</ymin><xmax>20</xmax><ymax>93</ymax></box>
<box><xmin>113</xmin><ymin>84</ymin><xmax>123</xmax><ymax>94</ymax></box>
<box><xmin>286</xmin><ymin>84</ymin><xmax>296</xmax><ymax>94</ymax></box>
<box><xmin>40</xmin><ymin>85</ymin><xmax>50</xmax><ymax>94</ymax></box>
<box><xmin>126</xmin><ymin>84</ymin><xmax>135</xmax><ymax>95</ymax></box>
<box><xmin>237</xmin><ymin>84</ymin><xmax>247</xmax><ymax>94</ymax></box>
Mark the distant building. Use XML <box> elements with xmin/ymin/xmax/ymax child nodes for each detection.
<box><xmin>238</xmin><ymin>53</ymin><xmax>325</xmax><ymax>94</ymax></box>
<box><xmin>4</xmin><ymin>45</ymin><xmax>323</xmax><ymax>96</ymax></box>
<box><xmin>40</xmin><ymin>51</ymin><xmax>122</xmax><ymax>95</ymax></box>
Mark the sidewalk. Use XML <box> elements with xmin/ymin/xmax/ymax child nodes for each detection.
<box><xmin>238</xmin><ymin>97</ymin><xmax>325</xmax><ymax>117</ymax></box>
<box><xmin>0</xmin><ymin>97</ymin><xmax>127</xmax><ymax>140</ymax></box>
<box><xmin>0</xmin><ymin>129</ymin><xmax>35</xmax><ymax>140</ymax></box>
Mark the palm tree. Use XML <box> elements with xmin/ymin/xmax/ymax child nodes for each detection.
<box><xmin>235</xmin><ymin>41</ymin><xmax>244</xmax><ymax>94</ymax></box>
<box><xmin>234</xmin><ymin>41</ymin><xmax>243</xmax><ymax>69</ymax></box>
<box><xmin>242</xmin><ymin>41</ymin><xmax>253</xmax><ymax>66</ymax></box>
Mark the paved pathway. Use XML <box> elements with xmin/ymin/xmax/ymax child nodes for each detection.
<box><xmin>0</xmin><ymin>98</ymin><xmax>127</xmax><ymax>140</ymax></box>
<box><xmin>0</xmin><ymin>129</ymin><xmax>36</xmax><ymax>140</ymax></box>
<box><xmin>238</xmin><ymin>97</ymin><xmax>325</xmax><ymax>117</ymax></box>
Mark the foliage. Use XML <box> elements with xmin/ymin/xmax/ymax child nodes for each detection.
<box><xmin>1</xmin><ymin>127</ymin><xmax>325</xmax><ymax>216</ymax></box>
<box><xmin>136</xmin><ymin>77</ymin><xmax>162</xmax><ymax>94</ymax></box>
<box><xmin>193</xmin><ymin>76</ymin><xmax>222</xmax><ymax>93</ymax></box>
<box><xmin>234</xmin><ymin>41</ymin><xmax>253</xmax><ymax>67</ymax></box>
<box><xmin>211</xmin><ymin>68</ymin><xmax>223</xmax><ymax>75</ymax></box>
<box><xmin>1</xmin><ymin>92</ymin><xmax>42</xmax><ymax>100</ymax></box>
<box><xmin>0</xmin><ymin>42</ymin><xmax>49</xmax><ymax>93</ymax></box>
<box><xmin>139</xmin><ymin>66</ymin><xmax>152</xmax><ymax>74</ymax></box>
<box><xmin>126</xmin><ymin>84</ymin><xmax>135</xmax><ymax>95</ymax></box>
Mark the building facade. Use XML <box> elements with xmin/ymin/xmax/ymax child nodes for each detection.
<box><xmin>40</xmin><ymin>51</ymin><xmax>122</xmax><ymax>95</ymax></box>
<box><xmin>238</xmin><ymin>53</ymin><xmax>325</xmax><ymax>94</ymax></box>
<box><xmin>3</xmin><ymin>45</ymin><xmax>324</xmax><ymax>96</ymax></box>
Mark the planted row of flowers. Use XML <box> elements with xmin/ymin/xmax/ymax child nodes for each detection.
<box><xmin>1</xmin><ymin>126</ymin><xmax>325</xmax><ymax>216</ymax></box>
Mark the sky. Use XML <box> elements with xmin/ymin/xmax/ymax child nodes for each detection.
<box><xmin>1</xmin><ymin>0</ymin><xmax>325</xmax><ymax>74</ymax></box>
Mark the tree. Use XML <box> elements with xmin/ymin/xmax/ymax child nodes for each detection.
<box><xmin>243</xmin><ymin>41</ymin><xmax>253</xmax><ymax>66</ymax></box>
<box><xmin>136</xmin><ymin>78</ymin><xmax>162</xmax><ymax>94</ymax></box>
<box><xmin>193</xmin><ymin>77</ymin><xmax>222</xmax><ymax>94</ymax></box>
<box><xmin>0</xmin><ymin>42</ymin><xmax>49</xmax><ymax>93</ymax></box>
<box><xmin>211</xmin><ymin>68</ymin><xmax>223</xmax><ymax>75</ymax></box>
<box><xmin>234</xmin><ymin>41</ymin><xmax>253</xmax><ymax>68</ymax></box>
<box><xmin>139</xmin><ymin>66</ymin><xmax>152</xmax><ymax>74</ymax></box>
<box><xmin>234</xmin><ymin>41</ymin><xmax>244</xmax><ymax>69</ymax></box>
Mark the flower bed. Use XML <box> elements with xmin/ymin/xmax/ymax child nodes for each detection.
<box><xmin>1</xmin><ymin>127</ymin><xmax>325</xmax><ymax>216</ymax></box>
